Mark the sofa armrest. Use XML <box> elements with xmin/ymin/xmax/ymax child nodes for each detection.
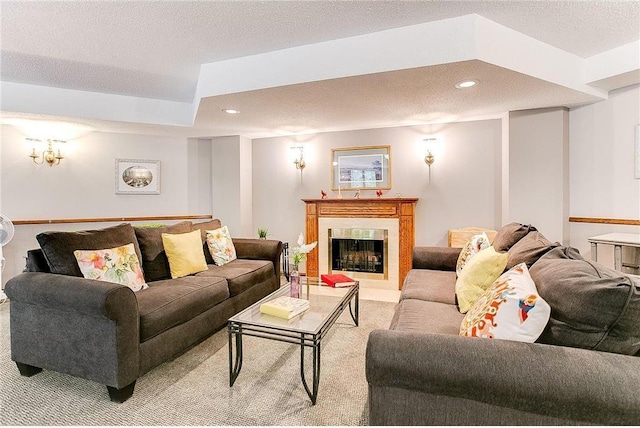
<box><xmin>366</xmin><ymin>329</ymin><xmax>640</xmax><ymax>425</ymax></box>
<box><xmin>6</xmin><ymin>272</ymin><xmax>137</xmax><ymax>320</ymax></box>
<box><xmin>232</xmin><ymin>238</ymin><xmax>283</xmax><ymax>278</ymax></box>
<box><xmin>5</xmin><ymin>272</ymin><xmax>140</xmax><ymax>388</ymax></box>
<box><xmin>412</xmin><ymin>246</ymin><xmax>460</xmax><ymax>271</ymax></box>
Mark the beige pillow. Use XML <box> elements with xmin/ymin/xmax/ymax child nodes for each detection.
<box><xmin>161</xmin><ymin>230</ymin><xmax>208</xmax><ymax>279</ymax></box>
<box><xmin>455</xmin><ymin>246</ymin><xmax>508</xmax><ymax>313</ymax></box>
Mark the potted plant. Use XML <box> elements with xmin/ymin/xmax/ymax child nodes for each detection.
<box><xmin>257</xmin><ymin>227</ymin><xmax>269</xmax><ymax>239</ymax></box>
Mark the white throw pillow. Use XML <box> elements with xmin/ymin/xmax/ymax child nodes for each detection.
<box><xmin>459</xmin><ymin>263</ymin><xmax>551</xmax><ymax>343</ymax></box>
<box><xmin>74</xmin><ymin>243</ymin><xmax>148</xmax><ymax>291</ymax></box>
<box><xmin>205</xmin><ymin>225</ymin><xmax>237</xmax><ymax>266</ymax></box>
<box><xmin>456</xmin><ymin>232</ymin><xmax>490</xmax><ymax>276</ymax></box>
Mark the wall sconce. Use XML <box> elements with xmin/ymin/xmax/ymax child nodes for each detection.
<box><xmin>423</xmin><ymin>138</ymin><xmax>437</xmax><ymax>167</ymax></box>
<box><xmin>27</xmin><ymin>138</ymin><xmax>66</xmax><ymax>166</ymax></box>
<box><xmin>291</xmin><ymin>145</ymin><xmax>306</xmax><ymax>180</ymax></box>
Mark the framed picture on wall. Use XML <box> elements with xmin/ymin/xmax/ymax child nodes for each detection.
<box><xmin>331</xmin><ymin>146</ymin><xmax>391</xmax><ymax>190</ymax></box>
<box><xmin>115</xmin><ymin>159</ymin><xmax>161</xmax><ymax>195</ymax></box>
<box><xmin>635</xmin><ymin>124</ymin><xmax>640</xmax><ymax>179</ymax></box>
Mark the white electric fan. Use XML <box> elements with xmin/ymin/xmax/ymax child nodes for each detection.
<box><xmin>0</xmin><ymin>214</ymin><xmax>15</xmax><ymax>302</ymax></box>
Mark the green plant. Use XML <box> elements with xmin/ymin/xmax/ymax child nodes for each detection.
<box><xmin>257</xmin><ymin>227</ymin><xmax>269</xmax><ymax>238</ymax></box>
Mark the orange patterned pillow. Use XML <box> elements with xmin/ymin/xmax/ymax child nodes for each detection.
<box><xmin>460</xmin><ymin>263</ymin><xmax>550</xmax><ymax>342</ymax></box>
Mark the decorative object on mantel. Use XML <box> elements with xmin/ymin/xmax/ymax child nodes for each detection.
<box><xmin>376</xmin><ymin>190</ymin><xmax>383</xmax><ymax>198</ymax></box>
<box><xmin>337</xmin><ymin>186</ymin><xmax>343</xmax><ymax>199</ymax></box>
<box><xmin>354</xmin><ymin>189</ymin><xmax>360</xmax><ymax>199</ymax></box>
<box><xmin>321</xmin><ymin>190</ymin><xmax>327</xmax><ymax>199</ymax></box>
<box><xmin>115</xmin><ymin>159</ymin><xmax>160</xmax><ymax>195</ymax></box>
<box><xmin>331</xmin><ymin>145</ymin><xmax>391</xmax><ymax>190</ymax></box>
<box><xmin>290</xmin><ymin>233</ymin><xmax>317</xmax><ymax>298</ymax></box>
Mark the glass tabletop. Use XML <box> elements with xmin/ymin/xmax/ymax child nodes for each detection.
<box><xmin>228</xmin><ymin>280</ymin><xmax>358</xmax><ymax>335</ymax></box>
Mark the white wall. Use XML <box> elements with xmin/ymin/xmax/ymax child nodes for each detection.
<box><xmin>251</xmin><ymin>119</ymin><xmax>503</xmax><ymax>249</ymax></box>
<box><xmin>508</xmin><ymin>108</ymin><xmax>570</xmax><ymax>244</ymax></box>
<box><xmin>569</xmin><ymin>84</ymin><xmax>640</xmax><ymax>264</ymax></box>
<box><xmin>0</xmin><ymin>124</ymin><xmax>212</xmax><ymax>285</ymax></box>
<box><xmin>210</xmin><ymin>135</ymin><xmax>253</xmax><ymax>237</ymax></box>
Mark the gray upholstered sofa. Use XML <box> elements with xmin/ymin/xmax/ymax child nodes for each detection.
<box><xmin>5</xmin><ymin>220</ymin><xmax>282</xmax><ymax>403</ymax></box>
<box><xmin>366</xmin><ymin>223</ymin><xmax>640</xmax><ymax>425</ymax></box>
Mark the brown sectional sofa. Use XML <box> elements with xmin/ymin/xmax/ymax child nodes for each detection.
<box><xmin>5</xmin><ymin>220</ymin><xmax>282</xmax><ymax>402</ymax></box>
<box><xmin>366</xmin><ymin>223</ymin><xmax>640</xmax><ymax>425</ymax></box>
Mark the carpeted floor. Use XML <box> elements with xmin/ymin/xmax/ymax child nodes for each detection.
<box><xmin>0</xmin><ymin>296</ymin><xmax>396</xmax><ymax>426</ymax></box>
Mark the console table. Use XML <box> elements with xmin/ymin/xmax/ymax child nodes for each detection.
<box><xmin>587</xmin><ymin>233</ymin><xmax>640</xmax><ymax>271</ymax></box>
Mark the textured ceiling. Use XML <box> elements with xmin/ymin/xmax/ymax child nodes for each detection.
<box><xmin>1</xmin><ymin>0</ymin><xmax>639</xmax><ymax>138</ymax></box>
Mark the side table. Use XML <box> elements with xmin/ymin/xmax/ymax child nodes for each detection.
<box><xmin>587</xmin><ymin>233</ymin><xmax>640</xmax><ymax>272</ymax></box>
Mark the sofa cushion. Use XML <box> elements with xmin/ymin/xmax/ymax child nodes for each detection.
<box><xmin>492</xmin><ymin>222</ymin><xmax>537</xmax><ymax>252</ymax></box>
<box><xmin>460</xmin><ymin>263</ymin><xmax>551</xmax><ymax>342</ymax></box>
<box><xmin>506</xmin><ymin>231</ymin><xmax>559</xmax><ymax>269</ymax></box>
<box><xmin>530</xmin><ymin>246</ymin><xmax>640</xmax><ymax>355</ymax></box>
<box><xmin>195</xmin><ymin>259</ymin><xmax>274</xmax><ymax>297</ymax></box>
<box><xmin>455</xmin><ymin>246</ymin><xmax>508</xmax><ymax>313</ymax></box>
<box><xmin>161</xmin><ymin>230</ymin><xmax>209</xmax><ymax>279</ymax></box>
<box><xmin>36</xmin><ymin>223</ymin><xmax>143</xmax><ymax>277</ymax></box>
<box><xmin>389</xmin><ymin>299</ymin><xmax>464</xmax><ymax>335</ymax></box>
<box><xmin>206</xmin><ymin>225</ymin><xmax>237</xmax><ymax>266</ymax></box>
<box><xmin>192</xmin><ymin>219</ymin><xmax>222</xmax><ymax>264</ymax></box>
<box><xmin>137</xmin><ymin>275</ymin><xmax>229</xmax><ymax>342</ymax></box>
<box><xmin>401</xmin><ymin>269</ymin><xmax>456</xmax><ymax>305</ymax></box>
<box><xmin>73</xmin><ymin>243</ymin><xmax>148</xmax><ymax>291</ymax></box>
<box><xmin>456</xmin><ymin>232</ymin><xmax>491</xmax><ymax>276</ymax></box>
<box><xmin>134</xmin><ymin>221</ymin><xmax>193</xmax><ymax>281</ymax></box>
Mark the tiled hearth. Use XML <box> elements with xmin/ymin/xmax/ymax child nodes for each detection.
<box><xmin>303</xmin><ymin>198</ymin><xmax>418</xmax><ymax>290</ymax></box>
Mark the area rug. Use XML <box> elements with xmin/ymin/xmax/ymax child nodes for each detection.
<box><xmin>0</xmin><ymin>296</ymin><xmax>396</xmax><ymax>426</ymax></box>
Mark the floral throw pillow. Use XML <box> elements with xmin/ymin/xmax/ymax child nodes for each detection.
<box><xmin>206</xmin><ymin>225</ymin><xmax>237</xmax><ymax>266</ymax></box>
<box><xmin>456</xmin><ymin>232</ymin><xmax>490</xmax><ymax>276</ymax></box>
<box><xmin>459</xmin><ymin>263</ymin><xmax>550</xmax><ymax>343</ymax></box>
<box><xmin>73</xmin><ymin>243</ymin><xmax>148</xmax><ymax>292</ymax></box>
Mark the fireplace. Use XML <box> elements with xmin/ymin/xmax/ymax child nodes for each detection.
<box><xmin>329</xmin><ymin>228</ymin><xmax>388</xmax><ymax>279</ymax></box>
<box><xmin>304</xmin><ymin>198</ymin><xmax>418</xmax><ymax>290</ymax></box>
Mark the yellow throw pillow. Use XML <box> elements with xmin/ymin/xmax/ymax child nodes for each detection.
<box><xmin>161</xmin><ymin>230</ymin><xmax>208</xmax><ymax>279</ymax></box>
<box><xmin>455</xmin><ymin>246</ymin><xmax>508</xmax><ymax>313</ymax></box>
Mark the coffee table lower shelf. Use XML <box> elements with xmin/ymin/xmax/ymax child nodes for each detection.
<box><xmin>227</xmin><ymin>282</ymin><xmax>359</xmax><ymax>404</ymax></box>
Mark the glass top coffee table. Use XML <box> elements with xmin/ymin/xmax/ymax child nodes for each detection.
<box><xmin>227</xmin><ymin>279</ymin><xmax>359</xmax><ymax>404</ymax></box>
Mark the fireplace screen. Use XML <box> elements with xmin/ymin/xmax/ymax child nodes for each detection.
<box><xmin>329</xmin><ymin>228</ymin><xmax>388</xmax><ymax>278</ymax></box>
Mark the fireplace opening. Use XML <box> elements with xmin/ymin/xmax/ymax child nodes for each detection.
<box><xmin>329</xmin><ymin>228</ymin><xmax>388</xmax><ymax>279</ymax></box>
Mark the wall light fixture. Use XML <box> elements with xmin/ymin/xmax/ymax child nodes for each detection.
<box><xmin>423</xmin><ymin>138</ymin><xmax>437</xmax><ymax>167</ymax></box>
<box><xmin>291</xmin><ymin>145</ymin><xmax>306</xmax><ymax>181</ymax></box>
<box><xmin>27</xmin><ymin>138</ymin><xmax>66</xmax><ymax>166</ymax></box>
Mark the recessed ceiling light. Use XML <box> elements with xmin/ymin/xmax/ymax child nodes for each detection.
<box><xmin>223</xmin><ymin>109</ymin><xmax>239</xmax><ymax>114</ymax></box>
<box><xmin>455</xmin><ymin>80</ymin><xmax>478</xmax><ymax>89</ymax></box>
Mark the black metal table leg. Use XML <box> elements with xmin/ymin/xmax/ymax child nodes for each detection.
<box><xmin>349</xmin><ymin>289</ymin><xmax>359</xmax><ymax>326</ymax></box>
<box><xmin>300</xmin><ymin>335</ymin><xmax>321</xmax><ymax>405</ymax></box>
<box><xmin>228</xmin><ymin>323</ymin><xmax>243</xmax><ymax>386</ymax></box>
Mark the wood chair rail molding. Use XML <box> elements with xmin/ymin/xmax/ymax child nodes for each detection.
<box><xmin>303</xmin><ymin>198</ymin><xmax>418</xmax><ymax>290</ymax></box>
<box><xmin>12</xmin><ymin>214</ymin><xmax>213</xmax><ymax>226</ymax></box>
<box><xmin>568</xmin><ymin>217</ymin><xmax>640</xmax><ymax>226</ymax></box>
